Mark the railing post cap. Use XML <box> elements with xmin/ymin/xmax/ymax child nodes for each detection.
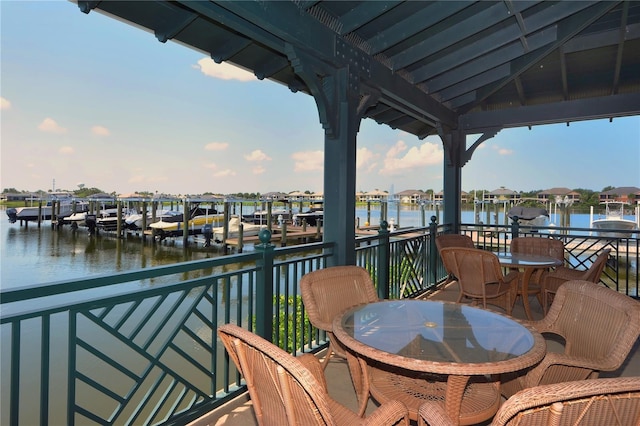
<box><xmin>258</xmin><ymin>228</ymin><xmax>272</xmax><ymax>243</ymax></box>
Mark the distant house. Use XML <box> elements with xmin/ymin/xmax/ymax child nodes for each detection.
<box><xmin>485</xmin><ymin>187</ymin><xmax>520</xmax><ymax>203</ymax></box>
<box><xmin>432</xmin><ymin>191</ymin><xmax>469</xmax><ymax>204</ymax></box>
<box><xmin>599</xmin><ymin>187</ymin><xmax>640</xmax><ymax>204</ymax></box>
<box><xmin>363</xmin><ymin>189</ymin><xmax>389</xmax><ymax>202</ymax></box>
<box><xmin>287</xmin><ymin>191</ymin><xmax>307</xmax><ymax>201</ymax></box>
<box><xmin>261</xmin><ymin>191</ymin><xmax>289</xmax><ymax>201</ymax></box>
<box><xmin>537</xmin><ymin>188</ymin><xmax>581</xmax><ymax>203</ymax></box>
<box><xmin>395</xmin><ymin>189</ymin><xmax>429</xmax><ymax>204</ymax></box>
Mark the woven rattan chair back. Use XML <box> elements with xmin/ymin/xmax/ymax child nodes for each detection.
<box><xmin>217</xmin><ymin>324</ymin><xmax>409</xmax><ymax>426</ymax></box>
<box><xmin>439</xmin><ymin>247</ymin><xmax>516</xmax><ymax>314</ymax></box>
<box><xmin>501</xmin><ymin>280</ymin><xmax>640</xmax><ymax>398</ymax></box>
<box><xmin>510</xmin><ymin>237</ymin><xmax>565</xmax><ymax>261</ymax></box>
<box><xmin>435</xmin><ymin>234</ymin><xmax>475</xmax><ymax>252</ymax></box>
<box><xmin>435</xmin><ymin>234</ymin><xmax>476</xmax><ymax>289</ymax></box>
<box><xmin>300</xmin><ymin>265</ymin><xmax>379</xmax><ymax>368</ymax></box>
<box><xmin>543</xmin><ymin>249</ymin><xmax>611</xmax><ymax>313</ymax></box>
<box><xmin>417</xmin><ymin>377</ymin><xmax>640</xmax><ymax>425</ymax></box>
<box><xmin>218</xmin><ymin>324</ymin><xmax>334</xmax><ymax>425</ymax></box>
<box><xmin>493</xmin><ymin>377</ymin><xmax>640</xmax><ymax>426</ymax></box>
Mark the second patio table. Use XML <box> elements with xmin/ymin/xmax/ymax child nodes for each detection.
<box><xmin>333</xmin><ymin>299</ymin><xmax>546</xmax><ymax>424</ymax></box>
<box><xmin>495</xmin><ymin>252</ymin><xmax>563</xmax><ymax>320</ymax></box>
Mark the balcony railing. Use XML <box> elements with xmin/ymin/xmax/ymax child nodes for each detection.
<box><xmin>1</xmin><ymin>221</ymin><xmax>637</xmax><ymax>425</ymax></box>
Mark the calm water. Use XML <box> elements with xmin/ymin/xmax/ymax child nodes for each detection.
<box><xmin>0</xmin><ymin>204</ymin><xmax>620</xmax><ymax>290</ymax></box>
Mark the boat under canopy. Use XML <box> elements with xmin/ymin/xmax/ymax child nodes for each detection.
<box><xmin>507</xmin><ymin>206</ymin><xmax>549</xmax><ymax>227</ymax></box>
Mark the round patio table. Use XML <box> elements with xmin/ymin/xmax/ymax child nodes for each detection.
<box><xmin>333</xmin><ymin>299</ymin><xmax>546</xmax><ymax>424</ymax></box>
<box><xmin>495</xmin><ymin>252</ymin><xmax>563</xmax><ymax>320</ymax></box>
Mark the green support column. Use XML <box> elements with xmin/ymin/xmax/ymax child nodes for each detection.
<box><xmin>255</xmin><ymin>229</ymin><xmax>274</xmax><ymax>341</ymax></box>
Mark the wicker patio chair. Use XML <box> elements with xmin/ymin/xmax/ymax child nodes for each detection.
<box><xmin>418</xmin><ymin>376</ymin><xmax>640</xmax><ymax>425</ymax></box>
<box><xmin>217</xmin><ymin>324</ymin><xmax>410</xmax><ymax>426</ymax></box>
<box><xmin>542</xmin><ymin>248</ymin><xmax>611</xmax><ymax>314</ymax></box>
<box><xmin>439</xmin><ymin>247</ymin><xmax>518</xmax><ymax>315</ymax></box>
<box><xmin>300</xmin><ymin>265</ymin><xmax>379</xmax><ymax>369</ymax></box>
<box><xmin>500</xmin><ymin>280</ymin><xmax>640</xmax><ymax>398</ymax></box>
<box><xmin>435</xmin><ymin>234</ymin><xmax>475</xmax><ymax>290</ymax></box>
<box><xmin>509</xmin><ymin>236</ymin><xmax>565</xmax><ymax>313</ymax></box>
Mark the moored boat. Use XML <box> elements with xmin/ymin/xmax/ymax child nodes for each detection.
<box><xmin>242</xmin><ymin>209</ymin><xmax>291</xmax><ymax>225</ymax></box>
<box><xmin>590</xmin><ymin>202</ymin><xmax>639</xmax><ymax>238</ymax></box>
<box><xmin>507</xmin><ymin>206</ymin><xmax>549</xmax><ymax>227</ymax></box>
<box><xmin>292</xmin><ymin>201</ymin><xmax>323</xmax><ymax>227</ymax></box>
<box><xmin>211</xmin><ymin>216</ymin><xmax>265</xmax><ymax>243</ymax></box>
<box><xmin>149</xmin><ymin>206</ymin><xmax>224</xmax><ymax>238</ymax></box>
<box><xmin>6</xmin><ymin>192</ymin><xmax>88</xmax><ymax>224</ymax></box>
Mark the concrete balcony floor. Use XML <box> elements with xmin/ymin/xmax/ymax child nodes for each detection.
<box><xmin>192</xmin><ymin>282</ymin><xmax>640</xmax><ymax>426</ymax></box>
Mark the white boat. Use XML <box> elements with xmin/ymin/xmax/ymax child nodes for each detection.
<box><xmin>6</xmin><ymin>192</ymin><xmax>88</xmax><ymax>223</ymax></box>
<box><xmin>211</xmin><ymin>216</ymin><xmax>265</xmax><ymax>243</ymax></box>
<box><xmin>242</xmin><ymin>209</ymin><xmax>291</xmax><ymax>225</ymax></box>
<box><xmin>149</xmin><ymin>206</ymin><xmax>225</xmax><ymax>237</ymax></box>
<box><xmin>65</xmin><ymin>211</ymin><xmax>89</xmax><ymax>228</ymax></box>
<box><xmin>124</xmin><ymin>209</ymin><xmax>170</xmax><ymax>230</ymax></box>
<box><xmin>590</xmin><ymin>202</ymin><xmax>639</xmax><ymax>238</ymax></box>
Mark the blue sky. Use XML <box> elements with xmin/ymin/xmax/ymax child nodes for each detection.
<box><xmin>2</xmin><ymin>1</ymin><xmax>639</xmax><ymax>196</ymax></box>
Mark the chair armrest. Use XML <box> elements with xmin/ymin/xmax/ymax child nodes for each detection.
<box><xmin>298</xmin><ymin>353</ymin><xmax>328</xmax><ymax>391</ymax></box>
<box><xmin>504</xmin><ymin>270</ymin><xmax>520</xmax><ymax>283</ymax></box>
<box><xmin>525</xmin><ymin>352</ymin><xmax>603</xmax><ymax>387</ymax></box>
<box><xmin>361</xmin><ymin>400</ymin><xmax>410</xmax><ymax>426</ymax></box>
<box><xmin>416</xmin><ymin>402</ymin><xmax>455</xmax><ymax>426</ymax></box>
<box><xmin>546</xmin><ymin>266</ymin><xmax>588</xmax><ymax>282</ymax></box>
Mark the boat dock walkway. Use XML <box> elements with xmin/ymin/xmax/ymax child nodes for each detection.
<box><xmin>224</xmin><ymin>225</ymin><xmax>323</xmax><ymax>251</ymax></box>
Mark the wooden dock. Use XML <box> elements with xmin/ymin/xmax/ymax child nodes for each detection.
<box><xmin>224</xmin><ymin>225</ymin><xmax>323</xmax><ymax>251</ymax></box>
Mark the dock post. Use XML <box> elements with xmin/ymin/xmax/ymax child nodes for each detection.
<box><xmin>50</xmin><ymin>200</ymin><xmax>57</xmax><ymax>229</ymax></box>
<box><xmin>37</xmin><ymin>200</ymin><xmax>43</xmax><ymax>228</ymax></box>
<box><xmin>281</xmin><ymin>221</ymin><xmax>287</xmax><ymax>246</ymax></box>
<box><xmin>182</xmin><ymin>199</ymin><xmax>189</xmax><ymax>246</ymax></box>
<box><xmin>116</xmin><ymin>200</ymin><xmax>123</xmax><ymax>238</ymax></box>
<box><xmin>236</xmin><ymin>224</ymin><xmax>244</xmax><ymax>253</ymax></box>
<box><xmin>142</xmin><ymin>201</ymin><xmax>148</xmax><ymax>240</ymax></box>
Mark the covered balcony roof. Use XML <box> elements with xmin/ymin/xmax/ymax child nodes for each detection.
<box><xmin>76</xmin><ymin>1</ymin><xmax>640</xmax><ymax>137</ymax></box>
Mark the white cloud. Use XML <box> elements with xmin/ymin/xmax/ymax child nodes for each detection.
<box><xmin>204</xmin><ymin>162</ymin><xmax>217</xmax><ymax>169</ymax></box>
<box><xmin>0</xmin><ymin>97</ymin><xmax>11</xmax><ymax>110</ymax></box>
<box><xmin>292</xmin><ymin>150</ymin><xmax>323</xmax><ymax>172</ymax></box>
<box><xmin>245</xmin><ymin>149</ymin><xmax>272</xmax><ymax>162</ymax></box>
<box><xmin>498</xmin><ymin>148</ymin><xmax>513</xmax><ymax>155</ymax></box>
<box><xmin>379</xmin><ymin>140</ymin><xmax>443</xmax><ymax>176</ymax></box>
<box><xmin>213</xmin><ymin>169</ymin><xmax>236</xmax><ymax>177</ymax></box>
<box><xmin>59</xmin><ymin>146</ymin><xmax>74</xmax><ymax>154</ymax></box>
<box><xmin>91</xmin><ymin>125</ymin><xmax>110</xmax><ymax>136</ymax></box>
<box><xmin>252</xmin><ymin>166</ymin><xmax>266</xmax><ymax>175</ymax></box>
<box><xmin>38</xmin><ymin>118</ymin><xmax>67</xmax><ymax>134</ymax></box>
<box><xmin>357</xmin><ymin>147</ymin><xmax>378</xmax><ymax>172</ymax></box>
<box><xmin>204</xmin><ymin>142</ymin><xmax>229</xmax><ymax>151</ymax></box>
<box><xmin>194</xmin><ymin>58</ymin><xmax>255</xmax><ymax>81</ymax></box>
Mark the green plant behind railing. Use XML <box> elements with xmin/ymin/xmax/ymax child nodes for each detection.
<box><xmin>252</xmin><ymin>295</ymin><xmax>311</xmax><ymax>354</ymax></box>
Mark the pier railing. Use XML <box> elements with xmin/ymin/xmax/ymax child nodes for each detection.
<box><xmin>1</xmin><ymin>221</ymin><xmax>637</xmax><ymax>425</ymax></box>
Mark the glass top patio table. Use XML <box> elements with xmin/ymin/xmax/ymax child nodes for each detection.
<box><xmin>494</xmin><ymin>252</ymin><xmax>563</xmax><ymax>267</ymax></box>
<box><xmin>494</xmin><ymin>252</ymin><xmax>563</xmax><ymax>320</ymax></box>
<box><xmin>333</xmin><ymin>299</ymin><xmax>546</xmax><ymax>375</ymax></box>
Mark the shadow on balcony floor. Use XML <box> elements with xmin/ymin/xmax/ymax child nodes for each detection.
<box><xmin>191</xmin><ymin>282</ymin><xmax>640</xmax><ymax>426</ymax></box>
